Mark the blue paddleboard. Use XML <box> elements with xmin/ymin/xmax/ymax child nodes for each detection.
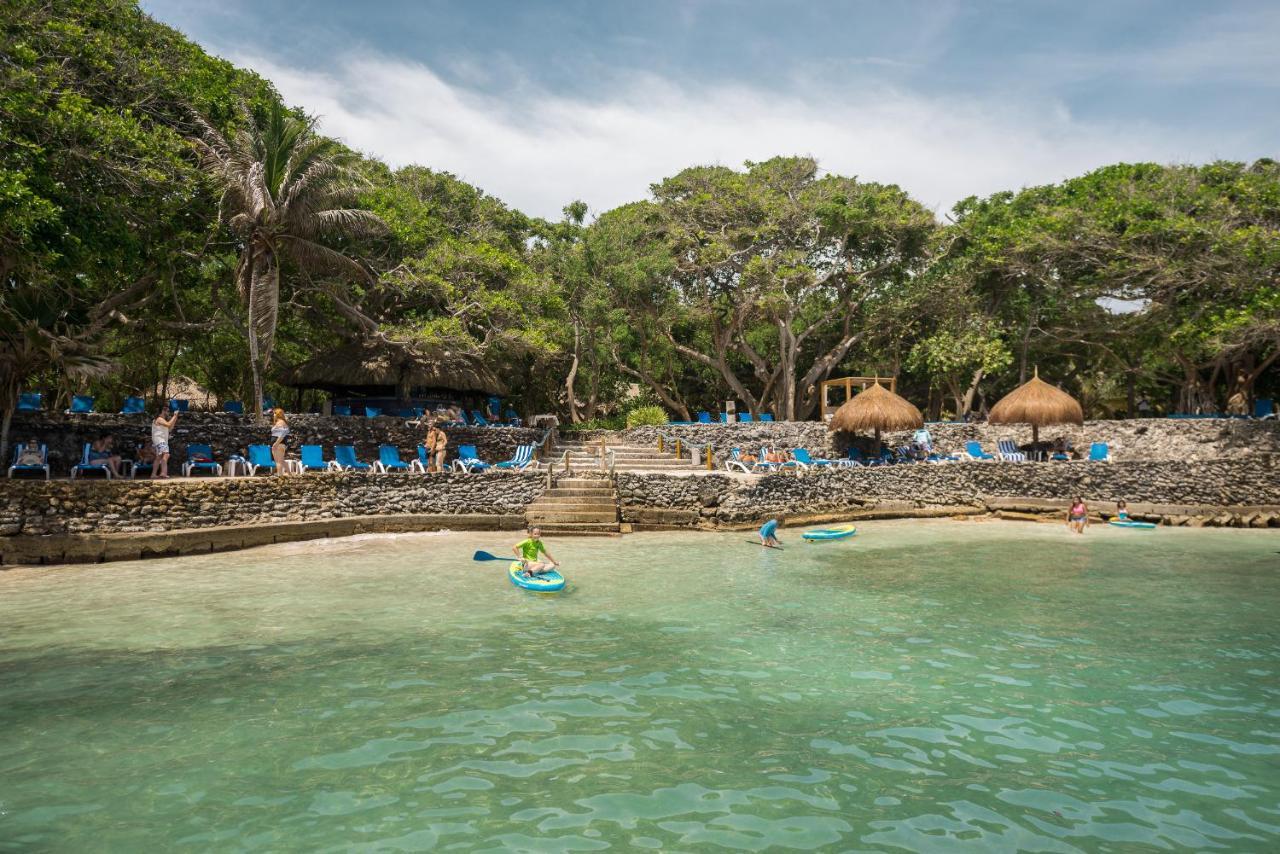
<box><xmin>1109</xmin><ymin>520</ymin><xmax>1156</xmax><ymax>529</ymax></box>
<box><xmin>803</xmin><ymin>524</ymin><xmax>858</xmax><ymax>541</ymax></box>
<box><xmin>509</xmin><ymin>562</ymin><xmax>566</xmax><ymax>592</ymax></box>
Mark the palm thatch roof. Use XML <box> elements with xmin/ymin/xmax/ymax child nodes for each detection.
<box><xmin>284</xmin><ymin>340</ymin><xmax>507</xmax><ymax>395</ymax></box>
<box><xmin>828</xmin><ymin>381</ymin><xmax>923</xmax><ymax>439</ymax></box>
<box><xmin>989</xmin><ymin>369</ymin><xmax>1083</xmax><ymax>428</ymax></box>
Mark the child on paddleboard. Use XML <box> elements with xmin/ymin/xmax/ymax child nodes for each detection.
<box><xmin>760</xmin><ymin>517</ymin><xmax>783</xmax><ymax>548</ymax></box>
<box><xmin>1115</xmin><ymin>499</ymin><xmax>1129</xmax><ymax>520</ymax></box>
<box><xmin>514</xmin><ymin>527</ymin><xmax>559</xmax><ymax>577</ymax></box>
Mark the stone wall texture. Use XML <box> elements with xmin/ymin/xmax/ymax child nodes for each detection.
<box><xmin>616</xmin><ymin>457</ymin><xmax>1280</xmax><ymax>525</ymax></box>
<box><xmin>1</xmin><ymin>472</ymin><xmax>546</xmax><ymax>536</ymax></box>
<box><xmin>623</xmin><ymin>418</ymin><xmax>1280</xmax><ymax>463</ymax></box>
<box><xmin>9</xmin><ymin>411</ymin><xmax>546</xmax><ymax>475</ymax></box>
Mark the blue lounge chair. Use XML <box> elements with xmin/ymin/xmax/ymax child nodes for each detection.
<box><xmin>299</xmin><ymin>444</ymin><xmax>334</xmax><ymax>472</ymax></box>
<box><xmin>66</xmin><ymin>394</ymin><xmax>95</xmax><ymax>414</ymax></box>
<box><xmin>397</xmin><ymin>408</ymin><xmax>416</xmax><ymax>419</ymax></box>
<box><xmin>495</xmin><ymin>443</ymin><xmax>539</xmax><ymax>470</ymax></box>
<box><xmin>964</xmin><ymin>441</ymin><xmax>995</xmax><ymax>461</ymax></box>
<box><xmin>223</xmin><ymin>401</ymin><xmax>244</xmax><ymax>414</ymax></box>
<box><xmin>739</xmin><ymin>412</ymin><xmax>754</xmax><ymax>423</ymax></box>
<box><xmin>759</xmin><ymin>413</ymin><xmax>774</xmax><ymax>422</ymax></box>
<box><xmin>791</xmin><ymin>448</ymin><xmax>833</xmax><ymax>468</ymax></box>
<box><xmin>364</xmin><ymin>406</ymin><xmax>382</xmax><ymax>418</ymax></box>
<box><xmin>71</xmin><ymin>443</ymin><xmax>112</xmax><ymax>479</ymax></box>
<box><xmin>8</xmin><ymin>443</ymin><xmax>50</xmax><ymax>479</ymax></box>
<box><xmin>724</xmin><ymin>448</ymin><xmax>754</xmax><ymax>473</ymax></box>
<box><xmin>168</xmin><ymin>398</ymin><xmax>189</xmax><ymax>412</ymax></box>
<box><xmin>996</xmin><ymin>439</ymin><xmax>1026</xmax><ymax>462</ymax></box>
<box><xmin>333</xmin><ymin>404</ymin><xmax>352</xmax><ymax>416</ymax></box>
<box><xmin>244</xmin><ymin>444</ymin><xmax>277</xmax><ymax>475</ymax></box>
<box><xmin>262</xmin><ymin>397</ymin><xmax>275</xmax><ymax>410</ymax></box>
<box><xmin>120</xmin><ymin>396</ymin><xmax>146</xmax><ymax>415</ymax></box>
<box><xmin>333</xmin><ymin>445</ymin><xmax>371</xmax><ymax>471</ymax></box>
<box><xmin>182</xmin><ymin>443</ymin><xmax>223</xmax><ymax>477</ymax></box>
<box><xmin>719</xmin><ymin>412</ymin><xmax>731</xmax><ymax>423</ymax></box>
<box><xmin>838</xmin><ymin>447</ymin><xmax>866</xmax><ymax>468</ymax></box>
<box><xmin>452</xmin><ymin>444</ymin><xmax>491</xmax><ymax>473</ymax></box>
<box><xmin>1088</xmin><ymin>442</ymin><xmax>1111</xmax><ymax>462</ymax></box>
<box><xmin>470</xmin><ymin>409</ymin><xmax>490</xmax><ymax>427</ymax></box>
<box><xmin>752</xmin><ymin>447</ymin><xmax>781</xmax><ymax>473</ymax></box>
<box><xmin>504</xmin><ymin>408</ymin><xmax>522</xmax><ymax>426</ymax></box>
<box><xmin>697</xmin><ymin>411</ymin><xmax>712</xmax><ymax>424</ymax></box>
<box><xmin>375</xmin><ymin>445</ymin><xmax>413</xmax><ymax>473</ymax></box>
<box><xmin>1256</xmin><ymin>399</ymin><xmax>1275</xmax><ymax>419</ymax></box>
<box><xmin>16</xmin><ymin>392</ymin><xmax>42</xmax><ymax>412</ymax></box>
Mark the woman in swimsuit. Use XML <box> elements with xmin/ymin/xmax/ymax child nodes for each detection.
<box><xmin>425</xmin><ymin>422</ymin><xmax>448</xmax><ymax>473</ymax></box>
<box><xmin>1115</xmin><ymin>499</ymin><xmax>1129</xmax><ymax>521</ymax></box>
<box><xmin>270</xmin><ymin>408</ymin><xmax>290</xmax><ymax>475</ymax></box>
<box><xmin>1066</xmin><ymin>496</ymin><xmax>1088</xmax><ymax>534</ymax></box>
<box><xmin>151</xmin><ymin>405</ymin><xmax>179</xmax><ymax>479</ymax></box>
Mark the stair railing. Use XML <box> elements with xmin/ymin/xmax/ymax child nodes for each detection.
<box><xmin>650</xmin><ymin>429</ymin><xmax>717</xmax><ymax>471</ymax></box>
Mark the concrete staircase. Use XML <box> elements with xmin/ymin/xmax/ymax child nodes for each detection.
<box><xmin>525</xmin><ymin>477</ymin><xmax>621</xmax><ymax>536</ymax></box>
<box><xmin>553</xmin><ymin>440</ymin><xmax>698</xmax><ymax>472</ymax></box>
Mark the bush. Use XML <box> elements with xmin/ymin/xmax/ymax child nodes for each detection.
<box><xmin>625</xmin><ymin>404</ymin><xmax>669</xmax><ymax>429</ymax></box>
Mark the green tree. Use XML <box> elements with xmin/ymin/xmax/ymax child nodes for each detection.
<box><xmin>191</xmin><ymin>103</ymin><xmax>385</xmax><ymax>418</ymax></box>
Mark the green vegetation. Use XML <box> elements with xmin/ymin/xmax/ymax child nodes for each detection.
<box><xmin>2</xmin><ymin>0</ymin><xmax>1277</xmax><ymax>459</ymax></box>
<box><xmin>624</xmin><ymin>405</ymin><xmax>669</xmax><ymax>429</ymax></box>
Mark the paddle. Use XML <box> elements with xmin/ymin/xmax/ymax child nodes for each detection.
<box><xmin>473</xmin><ymin>550</ymin><xmax>510</xmax><ymax>562</ymax></box>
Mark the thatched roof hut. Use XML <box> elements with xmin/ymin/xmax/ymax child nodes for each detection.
<box><xmin>988</xmin><ymin>368</ymin><xmax>1083</xmax><ymax>444</ymax></box>
<box><xmin>284</xmin><ymin>340</ymin><xmax>507</xmax><ymax>398</ymax></box>
<box><xmin>827</xmin><ymin>381</ymin><xmax>923</xmax><ymax>443</ymax></box>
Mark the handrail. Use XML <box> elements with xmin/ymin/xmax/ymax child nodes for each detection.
<box><xmin>649</xmin><ymin>427</ymin><xmax>717</xmax><ymax>469</ymax></box>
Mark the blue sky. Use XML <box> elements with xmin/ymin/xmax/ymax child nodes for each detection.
<box><xmin>141</xmin><ymin>0</ymin><xmax>1279</xmax><ymax>219</ymax></box>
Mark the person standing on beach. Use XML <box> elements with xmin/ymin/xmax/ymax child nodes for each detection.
<box><xmin>151</xmin><ymin>404</ymin><xmax>179</xmax><ymax>479</ymax></box>
<box><xmin>1066</xmin><ymin>497</ymin><xmax>1088</xmax><ymax>534</ymax></box>
<box><xmin>425</xmin><ymin>421</ymin><xmax>448</xmax><ymax>473</ymax></box>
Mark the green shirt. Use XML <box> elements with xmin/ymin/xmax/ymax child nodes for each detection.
<box><xmin>517</xmin><ymin>538</ymin><xmax>544</xmax><ymax>561</ymax></box>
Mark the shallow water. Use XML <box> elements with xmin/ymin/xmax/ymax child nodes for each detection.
<box><xmin>1</xmin><ymin>520</ymin><xmax>1278</xmax><ymax>852</ymax></box>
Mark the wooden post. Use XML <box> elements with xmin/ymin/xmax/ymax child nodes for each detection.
<box><xmin>705</xmin><ymin>447</ymin><xmax>714</xmax><ymax>470</ymax></box>
<box><xmin>674</xmin><ymin>439</ymin><xmax>682</xmax><ymax>459</ymax></box>
<box><xmin>657</xmin><ymin>435</ymin><xmax>664</xmax><ymax>454</ymax></box>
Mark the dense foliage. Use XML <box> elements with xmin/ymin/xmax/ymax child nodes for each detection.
<box><xmin>3</xmin><ymin>0</ymin><xmax>1277</xmax><ymax>457</ymax></box>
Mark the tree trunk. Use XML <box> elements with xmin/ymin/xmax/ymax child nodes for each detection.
<box><xmin>565</xmin><ymin>322</ymin><xmax>581</xmax><ymax>423</ymax></box>
<box><xmin>0</xmin><ymin>402</ymin><xmax>14</xmax><ymax>472</ymax></box>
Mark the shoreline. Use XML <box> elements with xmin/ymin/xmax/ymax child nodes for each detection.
<box><xmin>5</xmin><ymin>497</ymin><xmax>1277</xmax><ymax>568</ymax></box>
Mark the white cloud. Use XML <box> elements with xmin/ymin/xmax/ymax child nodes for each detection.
<box><xmin>236</xmin><ymin>50</ymin><xmax>1243</xmax><ymax>221</ymax></box>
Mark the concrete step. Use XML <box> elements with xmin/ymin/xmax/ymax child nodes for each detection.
<box><xmin>556</xmin><ymin>478</ymin><xmax>616</xmax><ymax>489</ymax></box>
<box><xmin>527</xmin><ymin>510</ymin><xmax>621</xmax><ymax>524</ymax></box>
<box><xmin>540</xmin><ymin>490</ymin><xmax>615</xmax><ymax>500</ymax></box>
<box><xmin>530</xmin><ymin>522</ymin><xmax>621</xmax><ymax>535</ymax></box>
<box><xmin>532</xmin><ymin>493</ymin><xmax>617</xmax><ymax>505</ymax></box>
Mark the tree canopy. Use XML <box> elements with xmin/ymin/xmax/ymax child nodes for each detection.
<box><xmin>3</xmin><ymin>0</ymin><xmax>1276</xmax><ymax>436</ymax></box>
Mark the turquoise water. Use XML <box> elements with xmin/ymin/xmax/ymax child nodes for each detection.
<box><xmin>1</xmin><ymin>520</ymin><xmax>1278</xmax><ymax>852</ymax></box>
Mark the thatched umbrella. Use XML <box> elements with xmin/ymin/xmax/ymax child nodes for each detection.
<box><xmin>284</xmin><ymin>339</ymin><xmax>507</xmax><ymax>397</ymax></box>
<box><xmin>988</xmin><ymin>368</ymin><xmax>1083</xmax><ymax>445</ymax></box>
<box><xmin>827</xmin><ymin>381</ymin><xmax>923</xmax><ymax>445</ymax></box>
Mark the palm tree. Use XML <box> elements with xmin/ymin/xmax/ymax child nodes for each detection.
<box><xmin>191</xmin><ymin>102</ymin><xmax>384</xmax><ymax>418</ymax></box>
<box><xmin>1</xmin><ymin>287</ymin><xmax>114</xmax><ymax>464</ymax></box>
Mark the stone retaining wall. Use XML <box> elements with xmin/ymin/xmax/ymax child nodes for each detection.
<box><xmin>8</xmin><ymin>412</ymin><xmax>545</xmax><ymax>475</ymax></box>
<box><xmin>616</xmin><ymin>457</ymin><xmax>1280</xmax><ymax>525</ymax></box>
<box><xmin>1</xmin><ymin>471</ymin><xmax>546</xmax><ymax>536</ymax></box>
<box><xmin>623</xmin><ymin>418</ymin><xmax>1280</xmax><ymax>462</ymax></box>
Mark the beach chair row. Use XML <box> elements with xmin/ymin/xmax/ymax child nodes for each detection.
<box><xmin>719</xmin><ymin>441</ymin><xmax>1113</xmax><ymax>474</ymax></box>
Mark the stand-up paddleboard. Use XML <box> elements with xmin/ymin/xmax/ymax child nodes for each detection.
<box><xmin>509</xmin><ymin>561</ymin><xmax>566</xmax><ymax>592</ymax></box>
<box><xmin>1109</xmin><ymin>520</ymin><xmax>1156</xmax><ymax>529</ymax></box>
<box><xmin>747</xmin><ymin>541</ymin><xmax>784</xmax><ymax>550</ymax></box>
<box><xmin>802</xmin><ymin>524</ymin><xmax>858</xmax><ymax>541</ymax></box>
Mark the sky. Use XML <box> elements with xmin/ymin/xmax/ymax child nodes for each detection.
<box><xmin>140</xmin><ymin>0</ymin><xmax>1280</xmax><ymax>221</ymax></box>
